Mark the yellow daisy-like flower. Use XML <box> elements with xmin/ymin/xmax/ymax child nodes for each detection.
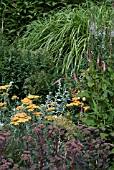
<box><xmin>33</xmin><ymin>112</ymin><xmax>43</xmax><ymax>116</ymax></box>
<box><xmin>16</xmin><ymin>106</ymin><xmax>24</xmax><ymax>111</ymax></box>
<box><xmin>83</xmin><ymin>106</ymin><xmax>90</xmax><ymax>112</ymax></box>
<box><xmin>11</xmin><ymin>117</ymin><xmax>18</xmax><ymax>121</ymax></box>
<box><xmin>26</xmin><ymin>104</ymin><xmax>40</xmax><ymax>109</ymax></box>
<box><xmin>27</xmin><ymin>109</ymin><xmax>34</xmax><ymax>112</ymax></box>
<box><xmin>66</xmin><ymin>103</ymin><xmax>74</xmax><ymax>107</ymax></box>
<box><xmin>27</xmin><ymin>95</ymin><xmax>39</xmax><ymax>100</ymax></box>
<box><xmin>21</xmin><ymin>98</ymin><xmax>32</xmax><ymax>105</ymax></box>
<box><xmin>10</xmin><ymin>112</ymin><xmax>31</xmax><ymax>125</ymax></box>
<box><xmin>0</xmin><ymin>85</ymin><xmax>10</xmax><ymax>90</ymax></box>
<box><xmin>11</xmin><ymin>95</ymin><xmax>19</xmax><ymax>100</ymax></box>
<box><xmin>10</xmin><ymin>122</ymin><xmax>19</xmax><ymax>125</ymax></box>
<box><xmin>17</xmin><ymin>112</ymin><xmax>29</xmax><ymax>118</ymax></box>
<box><xmin>72</xmin><ymin>97</ymin><xmax>79</xmax><ymax>101</ymax></box>
<box><xmin>73</xmin><ymin>101</ymin><xmax>82</xmax><ymax>106</ymax></box>
<box><xmin>0</xmin><ymin>102</ymin><xmax>7</xmax><ymax>107</ymax></box>
<box><xmin>49</xmin><ymin>102</ymin><xmax>56</xmax><ymax>106</ymax></box>
<box><xmin>46</xmin><ymin>107</ymin><xmax>55</xmax><ymax>111</ymax></box>
<box><xmin>66</xmin><ymin>100</ymin><xmax>82</xmax><ymax>107</ymax></box>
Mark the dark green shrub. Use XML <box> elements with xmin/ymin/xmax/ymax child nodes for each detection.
<box><xmin>0</xmin><ymin>0</ymin><xmax>67</xmax><ymax>41</ymax></box>
<box><xmin>23</xmin><ymin>49</ymin><xmax>57</xmax><ymax>101</ymax></box>
<box><xmin>0</xmin><ymin>40</ymin><xmax>57</xmax><ymax>99</ymax></box>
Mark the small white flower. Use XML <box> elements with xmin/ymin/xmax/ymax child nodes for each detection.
<box><xmin>82</xmin><ymin>97</ymin><xmax>86</xmax><ymax>101</ymax></box>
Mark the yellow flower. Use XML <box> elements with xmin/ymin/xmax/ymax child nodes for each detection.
<box><xmin>73</xmin><ymin>101</ymin><xmax>82</xmax><ymax>106</ymax></box>
<box><xmin>11</xmin><ymin>95</ymin><xmax>19</xmax><ymax>100</ymax></box>
<box><xmin>0</xmin><ymin>102</ymin><xmax>7</xmax><ymax>107</ymax></box>
<box><xmin>10</xmin><ymin>112</ymin><xmax>31</xmax><ymax>125</ymax></box>
<box><xmin>27</xmin><ymin>109</ymin><xmax>34</xmax><ymax>112</ymax></box>
<box><xmin>83</xmin><ymin>106</ymin><xmax>90</xmax><ymax>112</ymax></box>
<box><xmin>0</xmin><ymin>85</ymin><xmax>10</xmax><ymax>90</ymax></box>
<box><xmin>26</xmin><ymin>104</ymin><xmax>40</xmax><ymax>109</ymax></box>
<box><xmin>45</xmin><ymin>116</ymin><xmax>57</xmax><ymax>121</ymax></box>
<box><xmin>17</xmin><ymin>112</ymin><xmax>28</xmax><ymax>118</ymax></box>
<box><xmin>21</xmin><ymin>98</ymin><xmax>32</xmax><ymax>105</ymax></box>
<box><xmin>66</xmin><ymin>101</ymin><xmax>82</xmax><ymax>107</ymax></box>
<box><xmin>46</xmin><ymin>107</ymin><xmax>55</xmax><ymax>111</ymax></box>
<box><xmin>66</xmin><ymin>103</ymin><xmax>74</xmax><ymax>107</ymax></box>
<box><xmin>27</xmin><ymin>95</ymin><xmax>39</xmax><ymax>99</ymax></box>
<box><xmin>17</xmin><ymin>118</ymin><xmax>30</xmax><ymax>123</ymax></box>
<box><xmin>33</xmin><ymin>112</ymin><xmax>43</xmax><ymax>116</ymax></box>
<box><xmin>11</xmin><ymin>117</ymin><xmax>18</xmax><ymax>121</ymax></box>
<box><xmin>16</xmin><ymin>106</ymin><xmax>24</xmax><ymax>111</ymax></box>
<box><xmin>49</xmin><ymin>102</ymin><xmax>56</xmax><ymax>106</ymax></box>
<box><xmin>72</xmin><ymin>97</ymin><xmax>79</xmax><ymax>101</ymax></box>
<box><xmin>10</xmin><ymin>122</ymin><xmax>19</xmax><ymax>125</ymax></box>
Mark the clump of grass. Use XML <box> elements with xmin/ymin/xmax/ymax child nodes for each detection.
<box><xmin>18</xmin><ymin>1</ymin><xmax>114</xmax><ymax>74</ymax></box>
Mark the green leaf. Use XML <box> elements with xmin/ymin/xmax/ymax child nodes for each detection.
<box><xmin>109</xmin><ymin>148</ymin><xmax>114</xmax><ymax>155</ymax></box>
<box><xmin>100</xmin><ymin>133</ymin><xmax>108</xmax><ymax>138</ymax></box>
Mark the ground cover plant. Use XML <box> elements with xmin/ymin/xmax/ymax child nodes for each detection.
<box><xmin>0</xmin><ymin>0</ymin><xmax>114</xmax><ymax>169</ymax></box>
<box><xmin>0</xmin><ymin>79</ymin><xmax>114</xmax><ymax>169</ymax></box>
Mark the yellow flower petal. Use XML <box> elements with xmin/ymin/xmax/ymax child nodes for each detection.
<box><xmin>46</xmin><ymin>107</ymin><xmax>55</xmax><ymax>111</ymax></box>
<box><xmin>16</xmin><ymin>106</ymin><xmax>24</xmax><ymax>110</ymax></box>
<box><xmin>83</xmin><ymin>106</ymin><xmax>90</xmax><ymax>112</ymax></box>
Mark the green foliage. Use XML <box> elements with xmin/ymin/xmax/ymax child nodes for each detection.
<box><xmin>0</xmin><ymin>41</ymin><xmax>31</xmax><ymax>98</ymax></box>
<box><xmin>72</xmin><ymin>32</ymin><xmax>114</xmax><ymax>138</ymax></box>
<box><xmin>0</xmin><ymin>40</ymin><xmax>57</xmax><ymax>99</ymax></box>
<box><xmin>17</xmin><ymin>1</ymin><xmax>114</xmax><ymax>75</ymax></box>
<box><xmin>17</xmin><ymin>7</ymin><xmax>88</xmax><ymax>74</ymax></box>
<box><xmin>23</xmin><ymin>49</ymin><xmax>57</xmax><ymax>99</ymax></box>
<box><xmin>0</xmin><ymin>0</ymin><xmax>67</xmax><ymax>41</ymax></box>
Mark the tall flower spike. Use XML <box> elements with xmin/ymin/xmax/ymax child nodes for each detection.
<box><xmin>52</xmin><ymin>78</ymin><xmax>62</xmax><ymax>86</ymax></box>
<box><xmin>73</xmin><ymin>72</ymin><xmax>78</xmax><ymax>82</ymax></box>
